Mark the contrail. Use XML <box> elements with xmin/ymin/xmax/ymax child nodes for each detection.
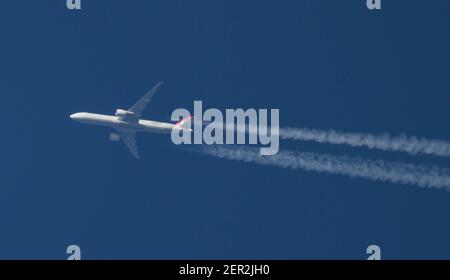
<box><xmin>200</xmin><ymin>145</ymin><xmax>450</xmax><ymax>190</ymax></box>
<box><xmin>279</xmin><ymin>127</ymin><xmax>450</xmax><ymax>158</ymax></box>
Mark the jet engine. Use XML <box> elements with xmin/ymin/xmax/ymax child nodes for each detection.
<box><xmin>115</xmin><ymin>109</ymin><xmax>135</xmax><ymax>118</ymax></box>
<box><xmin>109</xmin><ymin>133</ymin><xmax>120</xmax><ymax>141</ymax></box>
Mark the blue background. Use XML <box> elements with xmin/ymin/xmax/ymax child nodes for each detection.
<box><xmin>0</xmin><ymin>0</ymin><xmax>449</xmax><ymax>259</ymax></box>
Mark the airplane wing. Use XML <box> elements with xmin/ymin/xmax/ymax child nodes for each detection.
<box><xmin>127</xmin><ymin>81</ymin><xmax>164</xmax><ymax>119</ymax></box>
<box><xmin>116</xmin><ymin>128</ymin><xmax>140</xmax><ymax>159</ymax></box>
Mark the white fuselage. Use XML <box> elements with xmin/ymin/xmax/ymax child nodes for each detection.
<box><xmin>70</xmin><ymin>112</ymin><xmax>178</xmax><ymax>133</ymax></box>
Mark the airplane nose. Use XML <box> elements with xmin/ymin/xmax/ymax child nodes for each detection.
<box><xmin>70</xmin><ymin>113</ymin><xmax>78</xmax><ymax>120</ymax></box>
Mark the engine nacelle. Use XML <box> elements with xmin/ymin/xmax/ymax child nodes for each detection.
<box><xmin>115</xmin><ymin>109</ymin><xmax>135</xmax><ymax>118</ymax></box>
<box><xmin>109</xmin><ymin>133</ymin><xmax>120</xmax><ymax>141</ymax></box>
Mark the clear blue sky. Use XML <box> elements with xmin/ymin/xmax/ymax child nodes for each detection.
<box><xmin>0</xmin><ymin>0</ymin><xmax>450</xmax><ymax>259</ymax></box>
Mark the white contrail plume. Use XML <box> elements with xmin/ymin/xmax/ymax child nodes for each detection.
<box><xmin>279</xmin><ymin>128</ymin><xmax>450</xmax><ymax>158</ymax></box>
<box><xmin>201</xmin><ymin>146</ymin><xmax>450</xmax><ymax>190</ymax></box>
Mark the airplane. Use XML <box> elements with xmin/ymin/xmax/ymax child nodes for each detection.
<box><xmin>70</xmin><ymin>81</ymin><xmax>192</xmax><ymax>159</ymax></box>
